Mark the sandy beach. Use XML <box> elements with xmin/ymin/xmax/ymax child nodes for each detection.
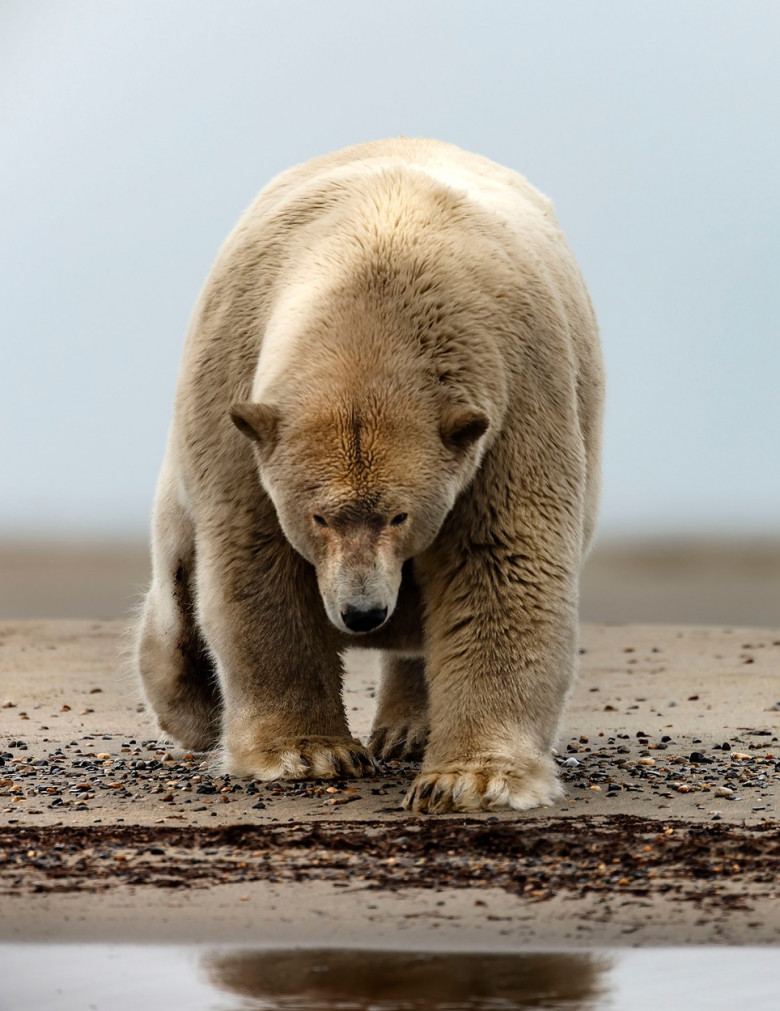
<box><xmin>1</xmin><ymin>617</ymin><xmax>778</xmax><ymax>948</ymax></box>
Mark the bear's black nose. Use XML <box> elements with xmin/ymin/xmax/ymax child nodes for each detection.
<box><xmin>341</xmin><ymin>606</ymin><xmax>388</xmax><ymax>633</ymax></box>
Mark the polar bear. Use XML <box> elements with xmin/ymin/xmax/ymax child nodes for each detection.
<box><xmin>136</xmin><ymin>138</ymin><xmax>604</xmax><ymax>813</ymax></box>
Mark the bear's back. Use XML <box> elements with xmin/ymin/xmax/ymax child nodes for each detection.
<box><xmin>243</xmin><ymin>137</ymin><xmax>556</xmax><ymax>246</ymax></box>
<box><xmin>178</xmin><ymin>140</ymin><xmax>598</xmax><ymax>485</ymax></box>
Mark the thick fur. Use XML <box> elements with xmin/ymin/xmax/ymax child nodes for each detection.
<box><xmin>136</xmin><ymin>138</ymin><xmax>604</xmax><ymax>812</ymax></box>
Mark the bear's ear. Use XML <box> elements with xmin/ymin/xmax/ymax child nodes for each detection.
<box><xmin>440</xmin><ymin>406</ymin><xmax>490</xmax><ymax>455</ymax></box>
<box><xmin>229</xmin><ymin>402</ymin><xmax>279</xmax><ymax>456</ymax></box>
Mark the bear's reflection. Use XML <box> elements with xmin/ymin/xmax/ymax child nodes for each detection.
<box><xmin>203</xmin><ymin>948</ymin><xmax>609</xmax><ymax>1009</ymax></box>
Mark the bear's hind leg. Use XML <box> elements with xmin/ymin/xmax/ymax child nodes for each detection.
<box><xmin>137</xmin><ymin>565</ymin><xmax>221</xmax><ymax>751</ymax></box>
<box><xmin>368</xmin><ymin>655</ymin><xmax>429</xmax><ymax>762</ymax></box>
<box><xmin>136</xmin><ymin>475</ymin><xmax>221</xmax><ymax>751</ymax></box>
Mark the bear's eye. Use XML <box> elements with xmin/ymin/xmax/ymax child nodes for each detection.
<box><xmin>313</xmin><ymin>514</ymin><xmax>328</xmax><ymax>528</ymax></box>
<box><xmin>390</xmin><ymin>513</ymin><xmax>408</xmax><ymax>527</ymax></box>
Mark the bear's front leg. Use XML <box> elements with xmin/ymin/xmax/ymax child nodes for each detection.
<box><xmin>197</xmin><ymin>534</ymin><xmax>374</xmax><ymax>780</ymax></box>
<box><xmin>404</xmin><ymin>526</ymin><xmax>578</xmax><ymax>813</ymax></box>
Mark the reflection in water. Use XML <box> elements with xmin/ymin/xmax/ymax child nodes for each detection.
<box><xmin>203</xmin><ymin>948</ymin><xmax>610</xmax><ymax>1010</ymax></box>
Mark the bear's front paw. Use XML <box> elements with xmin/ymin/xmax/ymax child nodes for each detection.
<box><xmin>402</xmin><ymin>756</ymin><xmax>563</xmax><ymax>814</ymax></box>
<box><xmin>368</xmin><ymin>721</ymin><xmax>428</xmax><ymax>763</ymax></box>
<box><xmin>225</xmin><ymin>736</ymin><xmax>377</xmax><ymax>781</ymax></box>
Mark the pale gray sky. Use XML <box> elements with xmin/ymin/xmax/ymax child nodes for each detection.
<box><xmin>2</xmin><ymin>1</ymin><xmax>779</xmax><ymax>537</ymax></box>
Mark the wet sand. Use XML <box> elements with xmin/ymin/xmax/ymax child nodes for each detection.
<box><xmin>3</xmin><ymin>944</ymin><xmax>778</xmax><ymax>1010</ymax></box>
<box><xmin>1</xmin><ymin>619</ymin><xmax>778</xmax><ymax>946</ymax></box>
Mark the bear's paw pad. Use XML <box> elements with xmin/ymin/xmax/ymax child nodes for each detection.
<box><xmin>227</xmin><ymin>737</ymin><xmax>377</xmax><ymax>781</ymax></box>
<box><xmin>403</xmin><ymin>762</ymin><xmax>563</xmax><ymax>813</ymax></box>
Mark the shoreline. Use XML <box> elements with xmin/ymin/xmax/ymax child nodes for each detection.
<box><xmin>1</xmin><ymin>619</ymin><xmax>778</xmax><ymax>946</ymax></box>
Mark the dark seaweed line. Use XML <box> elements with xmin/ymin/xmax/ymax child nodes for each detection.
<box><xmin>1</xmin><ymin>815</ymin><xmax>778</xmax><ymax>906</ymax></box>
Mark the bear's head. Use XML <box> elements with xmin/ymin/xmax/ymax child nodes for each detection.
<box><xmin>230</xmin><ymin>389</ymin><xmax>489</xmax><ymax>635</ymax></box>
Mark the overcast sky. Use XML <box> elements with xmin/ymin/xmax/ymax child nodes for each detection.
<box><xmin>2</xmin><ymin>1</ymin><xmax>779</xmax><ymax>539</ymax></box>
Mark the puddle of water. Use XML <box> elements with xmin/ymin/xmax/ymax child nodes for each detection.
<box><xmin>0</xmin><ymin>945</ymin><xmax>777</xmax><ymax>1010</ymax></box>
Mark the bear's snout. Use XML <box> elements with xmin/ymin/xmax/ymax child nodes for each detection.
<box><xmin>316</xmin><ymin>527</ymin><xmax>403</xmax><ymax>635</ymax></box>
<box><xmin>341</xmin><ymin>604</ymin><xmax>388</xmax><ymax>634</ymax></box>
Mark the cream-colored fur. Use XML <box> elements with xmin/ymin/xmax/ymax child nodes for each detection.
<box><xmin>136</xmin><ymin>138</ymin><xmax>604</xmax><ymax>812</ymax></box>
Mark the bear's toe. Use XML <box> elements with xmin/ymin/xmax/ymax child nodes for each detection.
<box><xmin>403</xmin><ymin>760</ymin><xmax>563</xmax><ymax>814</ymax></box>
